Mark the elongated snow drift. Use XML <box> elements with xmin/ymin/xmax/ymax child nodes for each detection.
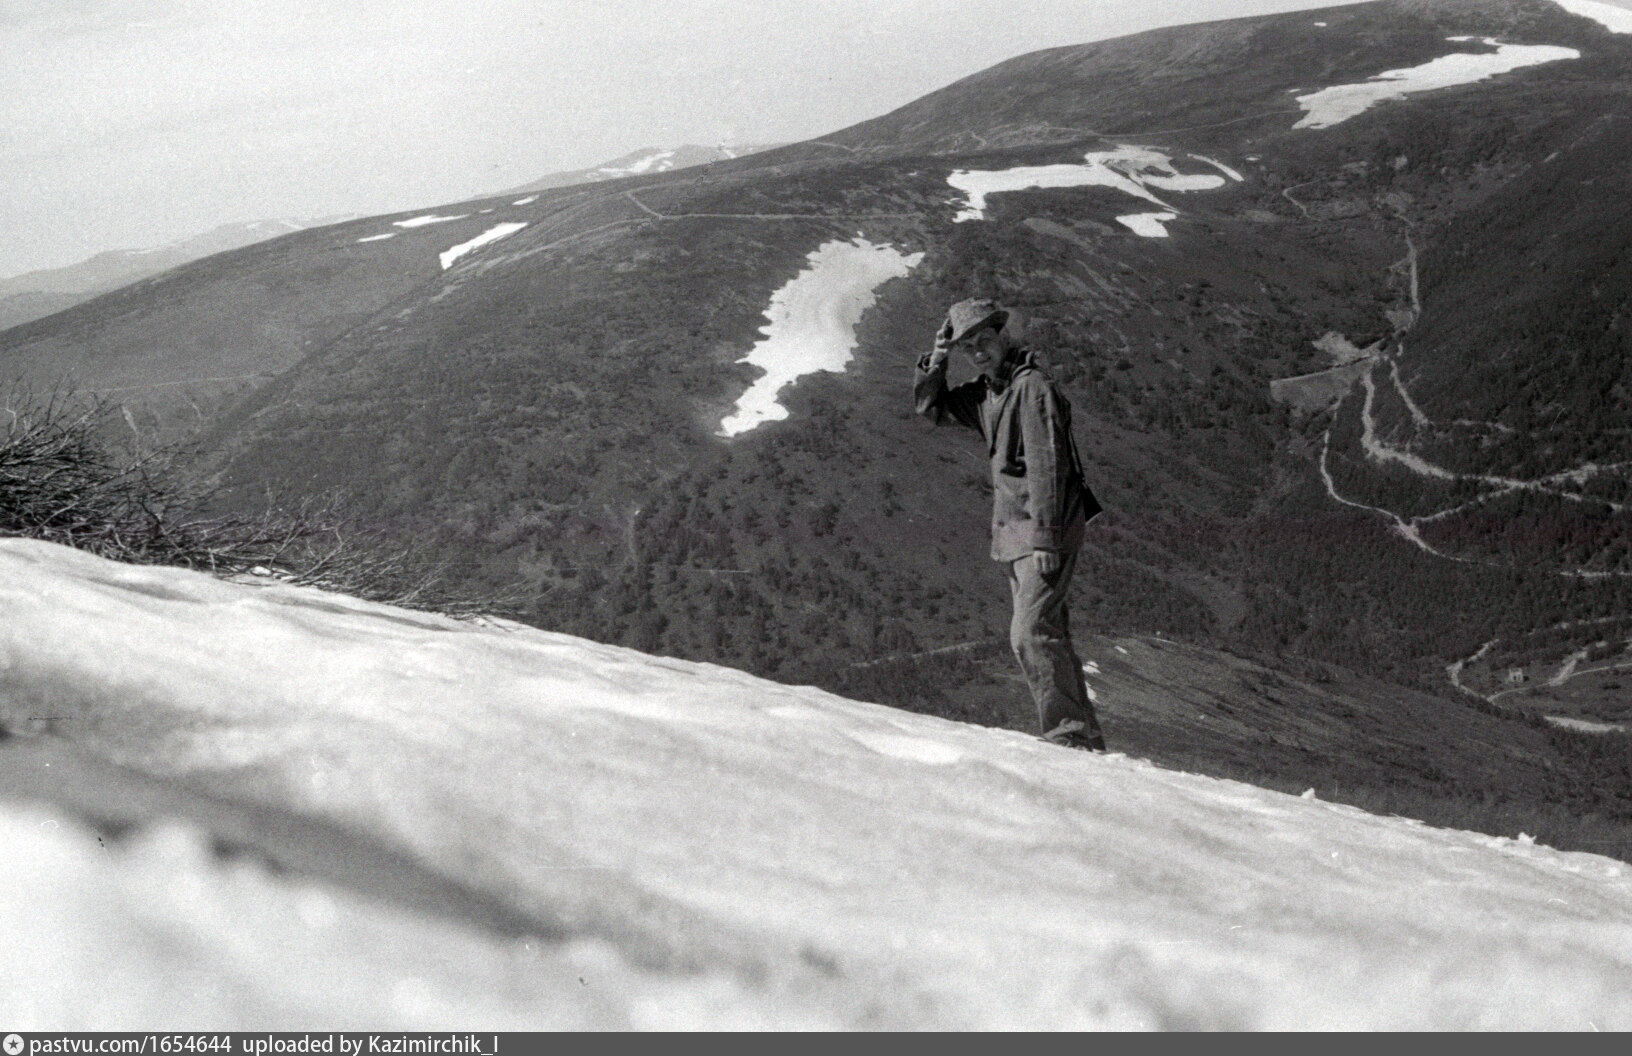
<box><xmin>719</xmin><ymin>238</ymin><xmax>922</xmax><ymax>437</ymax></box>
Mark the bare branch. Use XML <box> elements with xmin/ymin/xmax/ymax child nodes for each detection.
<box><xmin>1</xmin><ymin>379</ymin><xmax>519</xmax><ymax>620</ymax></box>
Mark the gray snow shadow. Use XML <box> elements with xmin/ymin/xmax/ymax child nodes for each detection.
<box><xmin>0</xmin><ymin>734</ymin><xmax>561</xmax><ymax>943</ymax></box>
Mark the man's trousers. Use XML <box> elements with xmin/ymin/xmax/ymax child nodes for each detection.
<box><xmin>1006</xmin><ymin>547</ymin><xmax>1105</xmax><ymax>746</ymax></box>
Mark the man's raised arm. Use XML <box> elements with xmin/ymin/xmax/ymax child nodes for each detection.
<box><xmin>914</xmin><ymin>343</ymin><xmax>985</xmax><ymax>430</ymax></box>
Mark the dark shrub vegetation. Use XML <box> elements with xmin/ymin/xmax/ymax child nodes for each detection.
<box><xmin>1</xmin><ymin>382</ymin><xmax>512</xmax><ymax>617</ymax></box>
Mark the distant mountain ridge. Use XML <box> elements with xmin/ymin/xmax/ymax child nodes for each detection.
<box><xmin>0</xmin><ymin>145</ymin><xmax>780</xmax><ymax>334</ymax></box>
<box><xmin>0</xmin><ymin>218</ymin><xmax>339</xmax><ymax>333</ymax></box>
<box><xmin>501</xmin><ymin>143</ymin><xmax>782</xmax><ymax>194</ymax></box>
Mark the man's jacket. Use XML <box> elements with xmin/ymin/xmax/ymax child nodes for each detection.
<box><xmin>915</xmin><ymin>348</ymin><xmax>1102</xmax><ymax>562</ymax></box>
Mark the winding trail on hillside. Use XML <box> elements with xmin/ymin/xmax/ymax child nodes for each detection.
<box><xmin>1317</xmin><ymin>430</ymin><xmax>1476</xmax><ymax>563</ymax></box>
<box><xmin>1445</xmin><ymin>638</ymin><xmax>1498</xmax><ymax>705</ymax></box>
<box><xmin>1019</xmin><ymin>107</ymin><xmax>1307</xmax><ymax>145</ymax></box>
<box><xmin>622</xmin><ymin>189</ymin><xmax>917</xmax><ymax>224</ymax></box>
<box><xmin>1397</xmin><ymin>225</ymin><xmax>1421</xmax><ymax>323</ymax></box>
<box><xmin>1389</xmin><ymin>360</ymin><xmax>1431</xmax><ymax>430</ymax></box>
<box><xmin>1312</xmin><ymin>190</ymin><xmax>1632</xmax><ymax>717</ymax></box>
<box><xmin>805</xmin><ymin>139</ymin><xmax>863</xmax><ymax>154</ymax></box>
<box><xmin>848</xmin><ymin>638</ymin><xmax>1003</xmax><ymax>669</ymax></box>
<box><xmin>1281</xmin><ymin>180</ymin><xmax>1319</xmax><ymax>219</ymax></box>
<box><xmin>1311</xmin><ymin>214</ymin><xmax>1494</xmax><ymax>568</ymax></box>
<box><xmin>1352</xmin><ymin>364</ymin><xmax>1632</xmax><ymax>531</ymax></box>
<box><xmin>1450</xmin><ymin>626</ymin><xmax>1632</xmax><ymax>724</ymax></box>
<box><xmin>87</xmin><ymin>370</ymin><xmax>277</xmax><ymax>396</ymax></box>
<box><xmin>1314</xmin><ymin>203</ymin><xmax>1631</xmax><ymax>580</ymax></box>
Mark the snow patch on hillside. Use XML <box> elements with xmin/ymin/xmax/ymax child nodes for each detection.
<box><xmin>2</xmin><ymin>538</ymin><xmax>1632</xmax><ymax>1028</ymax></box>
<box><xmin>512</xmin><ymin>196</ymin><xmax>538</xmax><ymax>206</ymax></box>
<box><xmin>1117</xmin><ymin>212</ymin><xmax>1178</xmax><ymax>237</ymax></box>
<box><xmin>393</xmin><ymin>214</ymin><xmax>469</xmax><ymax>229</ymax></box>
<box><xmin>439</xmin><ymin>222</ymin><xmax>527</xmax><ymax>270</ymax></box>
<box><xmin>1295</xmin><ymin>38</ymin><xmax>1580</xmax><ymax>129</ymax></box>
<box><xmin>1557</xmin><ymin>0</ymin><xmax>1632</xmax><ymax>33</ymax></box>
<box><xmin>356</xmin><ymin>233</ymin><xmax>396</xmax><ymax>243</ymax></box>
<box><xmin>1192</xmin><ymin>155</ymin><xmax>1245</xmax><ymax>182</ymax></box>
<box><xmin>949</xmin><ymin>163</ymin><xmax>1146</xmax><ymax>220</ymax></box>
<box><xmin>1546</xmin><ymin>716</ymin><xmax>1632</xmax><ymax>733</ymax></box>
<box><xmin>948</xmin><ymin>145</ymin><xmax>1233</xmax><ymax>231</ymax></box>
<box><xmin>719</xmin><ymin>238</ymin><xmax>922</xmax><ymax>437</ymax></box>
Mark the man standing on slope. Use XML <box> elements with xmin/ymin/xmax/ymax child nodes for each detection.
<box><xmin>914</xmin><ymin>298</ymin><xmax>1106</xmax><ymax>751</ymax></box>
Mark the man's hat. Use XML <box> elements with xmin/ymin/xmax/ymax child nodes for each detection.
<box><xmin>941</xmin><ymin>298</ymin><xmax>1008</xmax><ymax>343</ymax></box>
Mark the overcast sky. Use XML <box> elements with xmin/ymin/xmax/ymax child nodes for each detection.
<box><xmin>2</xmin><ymin>0</ymin><xmax>1589</xmax><ymax>278</ymax></box>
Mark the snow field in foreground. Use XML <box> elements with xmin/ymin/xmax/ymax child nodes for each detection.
<box><xmin>1295</xmin><ymin>37</ymin><xmax>1581</xmax><ymax>129</ymax></box>
<box><xmin>0</xmin><ymin>808</ymin><xmax>825</xmax><ymax>1031</ymax></box>
<box><xmin>2</xmin><ymin>538</ymin><xmax>1631</xmax><ymax>1029</ymax></box>
<box><xmin>718</xmin><ymin>238</ymin><xmax>923</xmax><ymax>437</ymax></box>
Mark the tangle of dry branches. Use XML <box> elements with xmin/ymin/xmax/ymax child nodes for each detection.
<box><xmin>1</xmin><ymin>381</ymin><xmax>520</xmax><ymax>619</ymax></box>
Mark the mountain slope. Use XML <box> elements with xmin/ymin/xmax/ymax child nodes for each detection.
<box><xmin>0</xmin><ymin>146</ymin><xmax>779</xmax><ymax>336</ymax></box>
<box><xmin>818</xmin><ymin>0</ymin><xmax>1608</xmax><ymax>154</ymax></box>
<box><xmin>2</xmin><ymin>537</ymin><xmax>1630</xmax><ymax>1029</ymax></box>
<box><xmin>0</xmin><ymin>219</ymin><xmax>339</xmax><ymax>333</ymax></box>
<box><xmin>3</xmin><ymin>0</ymin><xmax>1630</xmax><ymax>762</ymax></box>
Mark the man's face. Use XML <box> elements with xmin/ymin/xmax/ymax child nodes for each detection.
<box><xmin>953</xmin><ymin>326</ymin><xmax>1006</xmax><ymax>375</ymax></box>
